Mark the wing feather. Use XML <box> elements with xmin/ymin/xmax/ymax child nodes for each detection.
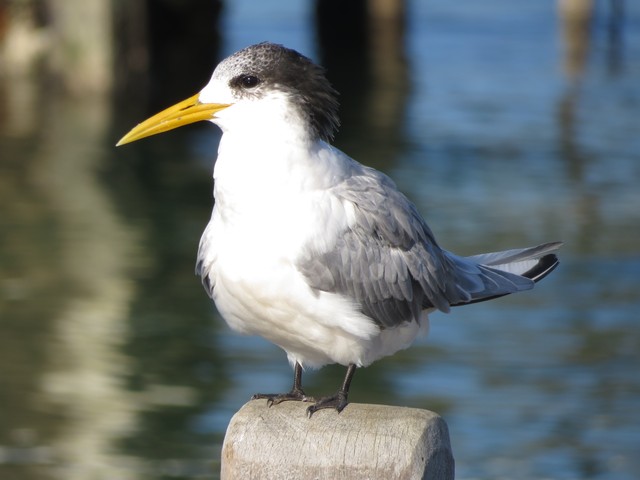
<box><xmin>296</xmin><ymin>164</ymin><xmax>561</xmax><ymax>328</ymax></box>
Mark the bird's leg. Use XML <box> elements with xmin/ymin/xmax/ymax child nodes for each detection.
<box><xmin>252</xmin><ymin>362</ymin><xmax>315</xmax><ymax>406</ymax></box>
<box><xmin>307</xmin><ymin>363</ymin><xmax>356</xmax><ymax>416</ymax></box>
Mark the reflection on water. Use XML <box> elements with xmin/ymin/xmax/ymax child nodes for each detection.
<box><xmin>0</xmin><ymin>73</ymin><xmax>139</xmax><ymax>478</ymax></box>
<box><xmin>1</xmin><ymin>1</ymin><xmax>639</xmax><ymax>479</ymax></box>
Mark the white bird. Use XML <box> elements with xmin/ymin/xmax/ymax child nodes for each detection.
<box><xmin>118</xmin><ymin>42</ymin><xmax>561</xmax><ymax>415</ymax></box>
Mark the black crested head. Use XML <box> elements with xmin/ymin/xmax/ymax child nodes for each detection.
<box><xmin>216</xmin><ymin>42</ymin><xmax>340</xmax><ymax>142</ymax></box>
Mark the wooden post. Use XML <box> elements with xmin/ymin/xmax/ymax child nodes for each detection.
<box><xmin>221</xmin><ymin>400</ymin><xmax>454</xmax><ymax>480</ymax></box>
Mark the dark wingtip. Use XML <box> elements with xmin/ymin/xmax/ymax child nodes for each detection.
<box><xmin>522</xmin><ymin>253</ymin><xmax>560</xmax><ymax>283</ymax></box>
<box><xmin>451</xmin><ymin>252</ymin><xmax>561</xmax><ymax>308</ymax></box>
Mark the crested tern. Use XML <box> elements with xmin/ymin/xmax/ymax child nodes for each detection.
<box><xmin>118</xmin><ymin>42</ymin><xmax>561</xmax><ymax>415</ymax></box>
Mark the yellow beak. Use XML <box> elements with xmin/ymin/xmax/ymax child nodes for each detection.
<box><xmin>116</xmin><ymin>93</ymin><xmax>231</xmax><ymax>146</ymax></box>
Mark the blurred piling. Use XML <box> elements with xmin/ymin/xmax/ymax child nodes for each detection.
<box><xmin>0</xmin><ymin>1</ymin><xmax>222</xmax><ymax>96</ymax></box>
<box><xmin>557</xmin><ymin>0</ymin><xmax>593</xmax><ymax>78</ymax></box>
<box><xmin>221</xmin><ymin>400</ymin><xmax>454</xmax><ymax>480</ymax></box>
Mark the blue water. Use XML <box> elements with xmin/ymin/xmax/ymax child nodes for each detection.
<box><xmin>1</xmin><ymin>1</ymin><xmax>639</xmax><ymax>479</ymax></box>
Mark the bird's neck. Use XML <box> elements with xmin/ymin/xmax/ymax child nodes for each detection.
<box><xmin>217</xmin><ymin>123</ymin><xmax>316</xmax><ymax>170</ymax></box>
<box><xmin>211</xmin><ymin>127</ymin><xmax>322</xmax><ymax>213</ymax></box>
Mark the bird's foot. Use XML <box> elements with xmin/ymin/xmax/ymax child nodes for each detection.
<box><xmin>306</xmin><ymin>391</ymin><xmax>349</xmax><ymax>417</ymax></box>
<box><xmin>252</xmin><ymin>388</ymin><xmax>315</xmax><ymax>407</ymax></box>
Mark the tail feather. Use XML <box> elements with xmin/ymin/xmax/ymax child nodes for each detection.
<box><xmin>466</xmin><ymin>241</ymin><xmax>562</xmax><ymax>274</ymax></box>
<box><xmin>451</xmin><ymin>242</ymin><xmax>562</xmax><ymax>307</ymax></box>
<box><xmin>519</xmin><ymin>251</ymin><xmax>561</xmax><ymax>283</ymax></box>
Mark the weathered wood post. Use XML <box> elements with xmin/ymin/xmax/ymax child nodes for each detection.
<box><xmin>221</xmin><ymin>400</ymin><xmax>454</xmax><ymax>480</ymax></box>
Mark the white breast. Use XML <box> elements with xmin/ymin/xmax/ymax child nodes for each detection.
<box><xmin>197</xmin><ymin>134</ymin><xmax>426</xmax><ymax>368</ymax></box>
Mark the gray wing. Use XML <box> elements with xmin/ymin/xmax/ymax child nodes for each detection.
<box><xmin>465</xmin><ymin>242</ymin><xmax>562</xmax><ymax>278</ymax></box>
<box><xmin>297</xmin><ymin>166</ymin><xmax>535</xmax><ymax>328</ymax></box>
<box><xmin>195</xmin><ymin>222</ymin><xmax>216</xmax><ymax>298</ymax></box>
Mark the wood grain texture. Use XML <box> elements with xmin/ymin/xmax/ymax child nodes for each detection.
<box><xmin>221</xmin><ymin>400</ymin><xmax>454</xmax><ymax>480</ymax></box>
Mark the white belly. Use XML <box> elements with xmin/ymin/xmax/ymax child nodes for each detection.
<box><xmin>203</xmin><ymin>199</ymin><xmax>371</xmax><ymax>367</ymax></box>
<box><xmin>200</xmin><ymin>204</ymin><xmax>427</xmax><ymax>369</ymax></box>
<box><xmin>197</xmin><ymin>138</ymin><xmax>428</xmax><ymax>368</ymax></box>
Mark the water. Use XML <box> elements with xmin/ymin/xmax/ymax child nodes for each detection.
<box><xmin>1</xmin><ymin>1</ymin><xmax>639</xmax><ymax>479</ymax></box>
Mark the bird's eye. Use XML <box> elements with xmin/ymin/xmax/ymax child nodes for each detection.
<box><xmin>237</xmin><ymin>74</ymin><xmax>260</xmax><ymax>89</ymax></box>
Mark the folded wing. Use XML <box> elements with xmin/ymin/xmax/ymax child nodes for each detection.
<box><xmin>297</xmin><ymin>165</ymin><xmax>561</xmax><ymax>328</ymax></box>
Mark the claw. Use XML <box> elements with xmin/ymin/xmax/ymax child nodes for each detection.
<box><xmin>306</xmin><ymin>391</ymin><xmax>349</xmax><ymax>417</ymax></box>
<box><xmin>252</xmin><ymin>389</ymin><xmax>315</xmax><ymax>406</ymax></box>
